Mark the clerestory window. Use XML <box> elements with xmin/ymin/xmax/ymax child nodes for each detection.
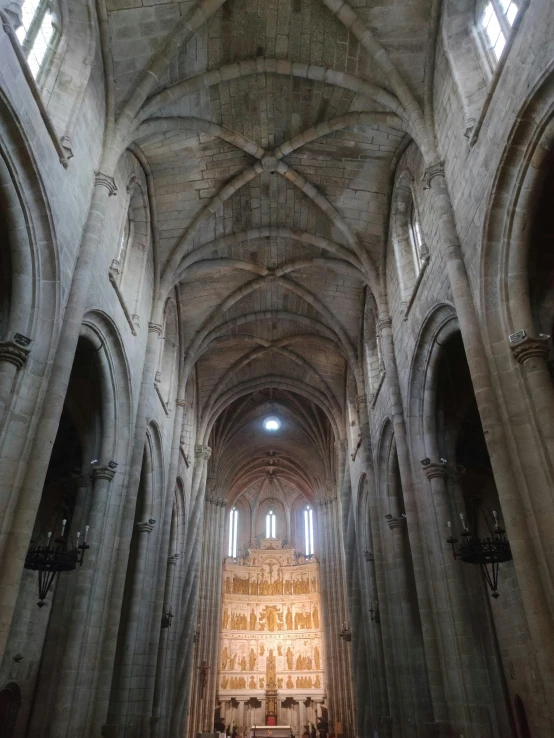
<box><xmin>266</xmin><ymin>509</ymin><xmax>276</xmax><ymax>539</ymax></box>
<box><xmin>228</xmin><ymin>507</ymin><xmax>238</xmax><ymax>558</ymax></box>
<box><xmin>15</xmin><ymin>0</ymin><xmax>60</xmax><ymax>81</ymax></box>
<box><xmin>409</xmin><ymin>203</ymin><xmax>425</xmax><ymax>274</ymax></box>
<box><xmin>304</xmin><ymin>506</ymin><xmax>314</xmax><ymax>556</ymax></box>
<box><xmin>479</xmin><ymin>0</ymin><xmax>519</xmax><ymax>66</ymax></box>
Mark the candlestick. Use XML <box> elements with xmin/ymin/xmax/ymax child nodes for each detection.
<box><xmin>61</xmin><ymin>519</ymin><xmax>67</xmax><ymax>537</ymax></box>
<box><xmin>84</xmin><ymin>525</ymin><xmax>89</xmax><ymax>543</ymax></box>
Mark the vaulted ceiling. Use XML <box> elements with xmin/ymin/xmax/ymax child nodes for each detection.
<box><xmin>106</xmin><ymin>0</ymin><xmax>433</xmax><ymax>499</ymax></box>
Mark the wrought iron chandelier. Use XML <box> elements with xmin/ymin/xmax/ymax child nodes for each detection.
<box><xmin>25</xmin><ymin>514</ymin><xmax>90</xmax><ymax>607</ymax></box>
<box><xmin>446</xmin><ymin>510</ymin><xmax>512</xmax><ymax>598</ymax></box>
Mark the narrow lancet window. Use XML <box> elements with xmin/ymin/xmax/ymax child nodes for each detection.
<box><xmin>304</xmin><ymin>506</ymin><xmax>314</xmax><ymax>556</ymax></box>
<box><xmin>266</xmin><ymin>510</ymin><xmax>276</xmax><ymax>538</ymax></box>
<box><xmin>228</xmin><ymin>507</ymin><xmax>238</xmax><ymax>558</ymax></box>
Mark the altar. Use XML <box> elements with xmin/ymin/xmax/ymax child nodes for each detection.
<box><xmin>249</xmin><ymin>726</ymin><xmax>292</xmax><ymax>738</ymax></box>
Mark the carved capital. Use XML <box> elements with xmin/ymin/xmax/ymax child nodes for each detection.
<box><xmin>76</xmin><ymin>473</ymin><xmax>91</xmax><ymax>488</ymax></box>
<box><xmin>148</xmin><ymin>322</ymin><xmax>163</xmax><ymax>336</ymax></box>
<box><xmin>195</xmin><ymin>444</ymin><xmax>212</xmax><ymax>461</ymax></box>
<box><xmin>137</xmin><ymin>520</ymin><xmax>155</xmax><ymax>534</ymax></box>
<box><xmin>95</xmin><ymin>171</ymin><xmax>117</xmax><ymax>196</ymax></box>
<box><xmin>176</xmin><ymin>398</ymin><xmax>188</xmax><ymax>408</ymax></box>
<box><xmin>363</xmin><ymin>549</ymin><xmax>374</xmax><ymax>562</ymax></box>
<box><xmin>92</xmin><ymin>466</ymin><xmax>115</xmax><ymax>482</ymax></box>
<box><xmin>422</xmin><ymin>161</ymin><xmax>445</xmax><ymax>189</ymax></box>
<box><xmin>377</xmin><ymin>316</ymin><xmax>392</xmax><ymax>332</ymax></box>
<box><xmin>386</xmin><ymin>515</ymin><xmax>406</xmax><ymax>531</ymax></box>
<box><xmin>422</xmin><ymin>462</ymin><xmax>448</xmax><ymax>481</ymax></box>
<box><xmin>168</xmin><ymin>553</ymin><xmax>180</xmax><ymax>566</ymax></box>
<box><xmin>334</xmin><ymin>439</ymin><xmax>348</xmax><ymax>453</ymax></box>
<box><xmin>510</xmin><ymin>334</ymin><xmax>550</xmax><ymax>365</ymax></box>
<box><xmin>0</xmin><ymin>340</ymin><xmax>30</xmax><ymax>370</ymax></box>
<box><xmin>355</xmin><ymin>395</ymin><xmax>368</xmax><ymax>412</ymax></box>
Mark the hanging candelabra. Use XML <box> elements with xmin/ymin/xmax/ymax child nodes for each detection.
<box><xmin>446</xmin><ymin>510</ymin><xmax>512</xmax><ymax>598</ymax></box>
<box><xmin>25</xmin><ymin>512</ymin><xmax>90</xmax><ymax>607</ymax></box>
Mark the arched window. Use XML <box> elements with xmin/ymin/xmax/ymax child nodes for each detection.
<box><xmin>15</xmin><ymin>0</ymin><xmax>60</xmax><ymax>81</ymax></box>
<box><xmin>266</xmin><ymin>509</ymin><xmax>276</xmax><ymax>539</ymax></box>
<box><xmin>409</xmin><ymin>203</ymin><xmax>425</xmax><ymax>274</ymax></box>
<box><xmin>478</xmin><ymin>0</ymin><xmax>519</xmax><ymax>66</ymax></box>
<box><xmin>304</xmin><ymin>506</ymin><xmax>314</xmax><ymax>556</ymax></box>
<box><xmin>228</xmin><ymin>507</ymin><xmax>238</xmax><ymax>558</ymax></box>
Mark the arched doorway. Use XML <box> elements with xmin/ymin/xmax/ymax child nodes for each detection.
<box><xmin>0</xmin><ymin>683</ymin><xmax>21</xmax><ymax>738</ymax></box>
<box><xmin>514</xmin><ymin>695</ymin><xmax>531</xmax><ymax>738</ymax></box>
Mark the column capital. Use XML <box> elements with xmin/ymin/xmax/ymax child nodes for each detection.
<box><xmin>363</xmin><ymin>549</ymin><xmax>374</xmax><ymax>562</ymax></box>
<box><xmin>176</xmin><ymin>398</ymin><xmax>188</xmax><ymax>407</ymax></box>
<box><xmin>92</xmin><ymin>466</ymin><xmax>115</xmax><ymax>482</ymax></box>
<box><xmin>334</xmin><ymin>439</ymin><xmax>347</xmax><ymax>453</ymax></box>
<box><xmin>355</xmin><ymin>395</ymin><xmax>368</xmax><ymax>411</ymax></box>
<box><xmin>76</xmin><ymin>473</ymin><xmax>91</xmax><ymax>487</ymax></box>
<box><xmin>95</xmin><ymin>171</ymin><xmax>117</xmax><ymax>196</ymax></box>
<box><xmin>137</xmin><ymin>520</ymin><xmax>155</xmax><ymax>534</ymax></box>
<box><xmin>195</xmin><ymin>444</ymin><xmax>212</xmax><ymax>460</ymax></box>
<box><xmin>385</xmin><ymin>514</ymin><xmax>406</xmax><ymax>531</ymax></box>
<box><xmin>377</xmin><ymin>316</ymin><xmax>392</xmax><ymax>331</ymax></box>
<box><xmin>422</xmin><ymin>461</ymin><xmax>464</xmax><ymax>481</ymax></box>
<box><xmin>422</xmin><ymin>161</ymin><xmax>445</xmax><ymax>189</ymax></box>
<box><xmin>509</xmin><ymin>333</ymin><xmax>550</xmax><ymax>364</ymax></box>
<box><xmin>168</xmin><ymin>553</ymin><xmax>180</xmax><ymax>566</ymax></box>
<box><xmin>0</xmin><ymin>340</ymin><xmax>30</xmax><ymax>369</ymax></box>
<box><xmin>148</xmin><ymin>321</ymin><xmax>163</xmax><ymax>336</ymax></box>
<box><xmin>422</xmin><ymin>462</ymin><xmax>448</xmax><ymax>481</ymax></box>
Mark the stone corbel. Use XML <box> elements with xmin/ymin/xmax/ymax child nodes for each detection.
<box><xmin>0</xmin><ymin>340</ymin><xmax>30</xmax><ymax>370</ymax></box>
<box><xmin>509</xmin><ymin>334</ymin><xmax>550</xmax><ymax>365</ymax></box>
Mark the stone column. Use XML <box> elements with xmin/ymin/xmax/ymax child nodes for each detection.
<box><xmin>0</xmin><ymin>339</ymin><xmax>29</xmax><ymax>427</ymax></box>
<box><xmin>422</xmin><ymin>462</ymin><xmax>495</xmax><ymax>737</ymax></box>
<box><xmin>371</xmin><ymin>311</ymin><xmax>449</xmax><ymax>730</ymax></box>
<box><xmin>111</xmin><ymin>519</ymin><xmax>155</xmax><ymax>737</ymax></box>
<box><xmin>0</xmin><ymin>172</ymin><xmax>117</xmax><ymax>659</ymax></box>
<box><xmin>170</xmin><ymin>444</ymin><xmax>212</xmax><ymax>735</ymax></box>
<box><xmin>428</xmin><ymin>166</ymin><xmax>554</xmax><ymax>699</ymax></box>
<box><xmin>150</xmin><ymin>552</ymin><xmax>179</xmax><ymax>738</ymax></box>
<box><xmin>354</xmin><ymin>398</ymin><xmax>394</xmax><ymax>736</ymax></box>
<box><xmin>47</xmin><ymin>466</ymin><xmax>116</xmax><ymax>737</ymax></box>
<box><xmin>509</xmin><ymin>334</ymin><xmax>554</xmax><ymax>453</ymax></box>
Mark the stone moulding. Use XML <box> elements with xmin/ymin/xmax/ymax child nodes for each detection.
<box><xmin>0</xmin><ymin>340</ymin><xmax>30</xmax><ymax>369</ymax></box>
<box><xmin>509</xmin><ymin>334</ymin><xmax>550</xmax><ymax>364</ymax></box>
